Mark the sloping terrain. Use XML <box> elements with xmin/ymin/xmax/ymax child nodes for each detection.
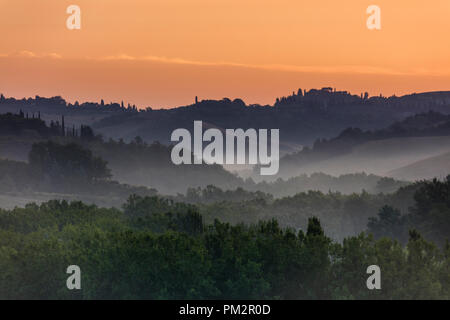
<box><xmin>284</xmin><ymin>136</ymin><xmax>450</xmax><ymax>180</ymax></box>
<box><xmin>388</xmin><ymin>151</ymin><xmax>450</xmax><ymax>181</ymax></box>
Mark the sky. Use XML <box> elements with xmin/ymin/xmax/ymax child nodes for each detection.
<box><xmin>0</xmin><ymin>0</ymin><xmax>450</xmax><ymax>108</ymax></box>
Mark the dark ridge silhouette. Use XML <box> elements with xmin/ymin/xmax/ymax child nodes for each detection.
<box><xmin>1</xmin><ymin>88</ymin><xmax>450</xmax><ymax>146</ymax></box>
<box><xmin>0</xmin><ymin>111</ymin><xmax>96</xmax><ymax>139</ymax></box>
<box><xmin>270</xmin><ymin>111</ymin><xmax>450</xmax><ymax>180</ymax></box>
<box><xmin>282</xmin><ymin>111</ymin><xmax>450</xmax><ymax>165</ymax></box>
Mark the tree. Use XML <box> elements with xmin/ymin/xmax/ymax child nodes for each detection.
<box><xmin>368</xmin><ymin>205</ymin><xmax>407</xmax><ymax>243</ymax></box>
<box><xmin>28</xmin><ymin>141</ymin><xmax>112</xmax><ymax>186</ymax></box>
<box><xmin>409</xmin><ymin>178</ymin><xmax>450</xmax><ymax>245</ymax></box>
<box><xmin>80</xmin><ymin>125</ymin><xmax>95</xmax><ymax>140</ymax></box>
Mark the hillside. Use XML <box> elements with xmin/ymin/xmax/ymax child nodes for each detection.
<box><xmin>279</xmin><ymin>136</ymin><xmax>450</xmax><ymax>179</ymax></box>
<box><xmin>388</xmin><ymin>151</ymin><xmax>450</xmax><ymax>181</ymax></box>
<box><xmin>2</xmin><ymin>89</ymin><xmax>450</xmax><ymax>147</ymax></box>
<box><xmin>275</xmin><ymin>112</ymin><xmax>450</xmax><ymax>180</ymax></box>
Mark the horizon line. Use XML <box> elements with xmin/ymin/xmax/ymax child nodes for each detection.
<box><xmin>2</xmin><ymin>88</ymin><xmax>450</xmax><ymax>110</ymax></box>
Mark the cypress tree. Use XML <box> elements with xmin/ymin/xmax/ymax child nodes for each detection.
<box><xmin>61</xmin><ymin>115</ymin><xmax>65</xmax><ymax>136</ymax></box>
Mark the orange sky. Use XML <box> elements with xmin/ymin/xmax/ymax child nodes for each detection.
<box><xmin>1</xmin><ymin>0</ymin><xmax>450</xmax><ymax>108</ymax></box>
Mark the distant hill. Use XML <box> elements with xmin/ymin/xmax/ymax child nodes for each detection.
<box><xmin>274</xmin><ymin>112</ymin><xmax>450</xmax><ymax>180</ymax></box>
<box><xmin>2</xmin><ymin>89</ymin><xmax>450</xmax><ymax>147</ymax></box>
<box><xmin>277</xmin><ymin>136</ymin><xmax>450</xmax><ymax>179</ymax></box>
<box><xmin>0</xmin><ymin>112</ymin><xmax>53</xmax><ymax>137</ymax></box>
<box><xmin>388</xmin><ymin>151</ymin><xmax>450</xmax><ymax>181</ymax></box>
<box><xmin>0</xmin><ymin>112</ymin><xmax>243</xmax><ymax>194</ymax></box>
<box><xmin>0</xmin><ymin>112</ymin><xmax>411</xmax><ymax>197</ymax></box>
<box><xmin>1</xmin><ymin>89</ymin><xmax>449</xmax><ymax>191</ymax></box>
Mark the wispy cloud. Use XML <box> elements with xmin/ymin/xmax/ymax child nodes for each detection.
<box><xmin>1</xmin><ymin>51</ymin><xmax>449</xmax><ymax>77</ymax></box>
<box><xmin>94</xmin><ymin>54</ymin><xmax>450</xmax><ymax>77</ymax></box>
<box><xmin>0</xmin><ymin>51</ymin><xmax>62</xmax><ymax>59</ymax></box>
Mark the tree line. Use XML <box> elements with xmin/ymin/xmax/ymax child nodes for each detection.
<box><xmin>0</xmin><ymin>187</ymin><xmax>448</xmax><ymax>299</ymax></box>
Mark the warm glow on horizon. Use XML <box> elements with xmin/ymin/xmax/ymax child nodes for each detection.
<box><xmin>1</xmin><ymin>0</ymin><xmax>450</xmax><ymax>108</ymax></box>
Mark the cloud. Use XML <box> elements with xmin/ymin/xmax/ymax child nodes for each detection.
<box><xmin>0</xmin><ymin>51</ymin><xmax>62</xmax><ymax>59</ymax></box>
<box><xmin>94</xmin><ymin>54</ymin><xmax>449</xmax><ymax>77</ymax></box>
<box><xmin>1</xmin><ymin>50</ymin><xmax>449</xmax><ymax>77</ymax></box>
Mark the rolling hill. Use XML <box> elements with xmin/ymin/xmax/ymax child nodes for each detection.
<box><xmin>388</xmin><ymin>151</ymin><xmax>450</xmax><ymax>181</ymax></box>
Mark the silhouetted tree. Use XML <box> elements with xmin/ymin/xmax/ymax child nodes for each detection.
<box><xmin>29</xmin><ymin>141</ymin><xmax>112</xmax><ymax>185</ymax></box>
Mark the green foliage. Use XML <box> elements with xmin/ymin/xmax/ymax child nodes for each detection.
<box><xmin>196</xmin><ymin>185</ymin><xmax>418</xmax><ymax>241</ymax></box>
<box><xmin>368</xmin><ymin>176</ymin><xmax>450</xmax><ymax>246</ymax></box>
<box><xmin>123</xmin><ymin>195</ymin><xmax>203</xmax><ymax>235</ymax></box>
<box><xmin>0</xmin><ymin>196</ymin><xmax>448</xmax><ymax>300</ymax></box>
<box><xmin>368</xmin><ymin>205</ymin><xmax>408</xmax><ymax>243</ymax></box>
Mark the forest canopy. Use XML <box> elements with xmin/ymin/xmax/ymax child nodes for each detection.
<box><xmin>0</xmin><ymin>193</ymin><xmax>448</xmax><ymax>299</ymax></box>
